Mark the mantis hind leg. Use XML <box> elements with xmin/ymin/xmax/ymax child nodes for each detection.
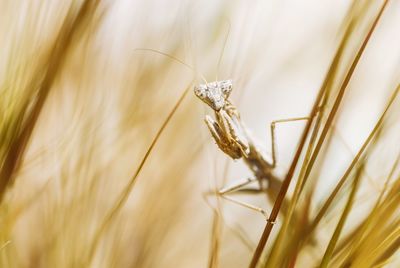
<box><xmin>270</xmin><ymin>116</ymin><xmax>310</xmax><ymax>168</ymax></box>
<box><xmin>205</xmin><ymin>177</ymin><xmax>268</xmax><ymax>218</ymax></box>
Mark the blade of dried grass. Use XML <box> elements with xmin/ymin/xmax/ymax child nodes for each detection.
<box><xmin>298</xmin><ymin>0</ymin><xmax>376</xmax><ymax>197</ymax></box>
<box><xmin>86</xmin><ymin>82</ymin><xmax>192</xmax><ymax>265</ymax></box>
<box><xmin>353</xmin><ymin>221</ymin><xmax>400</xmax><ymax>267</ymax></box>
<box><xmin>322</xmin><ymin>119</ymin><xmax>391</xmax><ymax>267</ymax></box>
<box><xmin>329</xmin><ymin>150</ymin><xmax>400</xmax><ymax>264</ymax></box>
<box><xmin>303</xmin><ymin>0</ymin><xmax>390</xmax><ymax>228</ymax></box>
<box><xmin>319</xmin><ymin>160</ymin><xmax>364</xmax><ymax>268</ymax></box>
<box><xmin>380</xmin><ymin>156</ymin><xmax>400</xmax><ymax>200</ymax></box>
<box><xmin>333</xmin><ymin>199</ymin><xmax>400</xmax><ymax>267</ymax></box>
<box><xmin>0</xmin><ymin>0</ymin><xmax>101</xmax><ymax>203</ymax></box>
<box><xmin>373</xmin><ymin>229</ymin><xmax>400</xmax><ymax>267</ymax></box>
<box><xmin>263</xmin><ymin>4</ymin><xmax>358</xmax><ymax>265</ymax></box>
<box><xmin>333</xmin><ymin>159</ymin><xmax>400</xmax><ymax>267</ymax></box>
<box><xmin>250</xmin><ymin>1</ymin><xmax>390</xmax><ymax>267</ymax></box>
<box><xmin>376</xmin><ymin>153</ymin><xmax>400</xmax><ymax>204</ymax></box>
<box><xmin>208</xmin><ymin>159</ymin><xmax>231</xmax><ymax>268</ymax></box>
<box><xmin>249</xmin><ymin>51</ymin><xmax>324</xmax><ymax>268</ymax></box>
<box><xmin>308</xmin><ymin>83</ymin><xmax>399</xmax><ymax>237</ymax></box>
<box><xmin>208</xmin><ymin>208</ymin><xmax>222</xmax><ymax>268</ymax></box>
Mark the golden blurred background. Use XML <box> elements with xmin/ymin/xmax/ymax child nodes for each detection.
<box><xmin>1</xmin><ymin>0</ymin><xmax>400</xmax><ymax>267</ymax></box>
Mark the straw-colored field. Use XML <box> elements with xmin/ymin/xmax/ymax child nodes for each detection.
<box><xmin>1</xmin><ymin>1</ymin><xmax>400</xmax><ymax>267</ymax></box>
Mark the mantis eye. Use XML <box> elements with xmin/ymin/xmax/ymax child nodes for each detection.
<box><xmin>220</xmin><ymin>80</ymin><xmax>232</xmax><ymax>95</ymax></box>
<box><xmin>194</xmin><ymin>85</ymin><xmax>207</xmax><ymax>99</ymax></box>
<box><xmin>221</xmin><ymin>87</ymin><xmax>230</xmax><ymax>94</ymax></box>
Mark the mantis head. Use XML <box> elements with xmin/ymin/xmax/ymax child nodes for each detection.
<box><xmin>194</xmin><ymin>80</ymin><xmax>233</xmax><ymax>111</ymax></box>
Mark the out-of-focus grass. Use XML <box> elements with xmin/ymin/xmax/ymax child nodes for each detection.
<box><xmin>1</xmin><ymin>0</ymin><xmax>400</xmax><ymax>268</ymax></box>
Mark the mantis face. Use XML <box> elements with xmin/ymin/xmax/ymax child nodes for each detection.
<box><xmin>194</xmin><ymin>80</ymin><xmax>232</xmax><ymax>111</ymax></box>
<box><xmin>194</xmin><ymin>80</ymin><xmax>249</xmax><ymax>159</ymax></box>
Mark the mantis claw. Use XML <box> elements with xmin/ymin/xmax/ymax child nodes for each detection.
<box><xmin>205</xmin><ymin>115</ymin><xmax>242</xmax><ymax>159</ymax></box>
<box><xmin>204</xmin><ymin>110</ymin><xmax>249</xmax><ymax>159</ymax></box>
<box><xmin>218</xmin><ymin>110</ymin><xmax>249</xmax><ymax>154</ymax></box>
<box><xmin>204</xmin><ymin>115</ymin><xmax>223</xmax><ymax>145</ymax></box>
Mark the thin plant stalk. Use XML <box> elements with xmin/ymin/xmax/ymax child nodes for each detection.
<box><xmin>320</xmin><ymin>161</ymin><xmax>364</xmax><ymax>267</ymax></box>
<box><xmin>308</xmin><ymin>84</ymin><xmax>399</xmax><ymax>236</ymax></box>
<box><xmin>250</xmin><ymin>1</ymin><xmax>390</xmax><ymax>266</ymax></box>
<box><xmin>86</xmin><ymin>83</ymin><xmax>192</xmax><ymax>265</ymax></box>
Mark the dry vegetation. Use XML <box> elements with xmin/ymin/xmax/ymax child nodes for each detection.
<box><xmin>1</xmin><ymin>0</ymin><xmax>400</xmax><ymax>267</ymax></box>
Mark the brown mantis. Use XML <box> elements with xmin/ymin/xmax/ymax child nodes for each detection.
<box><xmin>194</xmin><ymin>79</ymin><xmax>309</xmax><ymax>218</ymax></box>
<box><xmin>134</xmin><ymin>45</ymin><xmax>309</xmax><ymax>220</ymax></box>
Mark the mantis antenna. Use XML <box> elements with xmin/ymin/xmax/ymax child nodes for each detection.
<box><xmin>135</xmin><ymin>17</ymin><xmax>231</xmax><ymax>85</ymax></box>
<box><xmin>216</xmin><ymin>19</ymin><xmax>231</xmax><ymax>82</ymax></box>
<box><xmin>133</xmin><ymin>48</ymin><xmax>208</xmax><ymax>85</ymax></box>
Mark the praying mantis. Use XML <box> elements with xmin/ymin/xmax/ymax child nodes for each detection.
<box><xmin>194</xmin><ymin>79</ymin><xmax>309</xmax><ymax>218</ymax></box>
<box><xmin>135</xmin><ymin>36</ymin><xmax>309</xmax><ymax>219</ymax></box>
